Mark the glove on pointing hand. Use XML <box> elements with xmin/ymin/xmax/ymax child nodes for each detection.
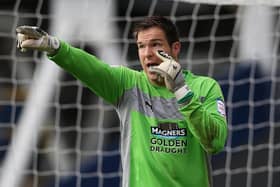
<box><xmin>16</xmin><ymin>26</ymin><xmax>60</xmax><ymax>54</ymax></box>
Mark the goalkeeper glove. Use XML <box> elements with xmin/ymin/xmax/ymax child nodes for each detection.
<box><xmin>149</xmin><ymin>50</ymin><xmax>193</xmax><ymax>103</ymax></box>
<box><xmin>16</xmin><ymin>26</ymin><xmax>60</xmax><ymax>55</ymax></box>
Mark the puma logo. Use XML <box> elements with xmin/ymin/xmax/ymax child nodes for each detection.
<box><xmin>145</xmin><ymin>101</ymin><xmax>153</xmax><ymax>110</ymax></box>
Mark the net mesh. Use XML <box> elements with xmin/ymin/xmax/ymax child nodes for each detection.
<box><xmin>0</xmin><ymin>0</ymin><xmax>279</xmax><ymax>187</ymax></box>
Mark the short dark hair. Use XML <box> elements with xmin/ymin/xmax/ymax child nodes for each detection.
<box><xmin>133</xmin><ymin>16</ymin><xmax>180</xmax><ymax>46</ymax></box>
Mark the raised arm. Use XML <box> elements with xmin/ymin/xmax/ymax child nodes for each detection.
<box><xmin>16</xmin><ymin>26</ymin><xmax>126</xmax><ymax>105</ymax></box>
<box><xmin>149</xmin><ymin>50</ymin><xmax>227</xmax><ymax>154</ymax></box>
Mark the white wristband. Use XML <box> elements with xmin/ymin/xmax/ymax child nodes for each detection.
<box><xmin>174</xmin><ymin>85</ymin><xmax>193</xmax><ymax>102</ymax></box>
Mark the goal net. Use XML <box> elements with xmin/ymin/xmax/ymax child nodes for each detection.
<box><xmin>0</xmin><ymin>0</ymin><xmax>279</xmax><ymax>187</ymax></box>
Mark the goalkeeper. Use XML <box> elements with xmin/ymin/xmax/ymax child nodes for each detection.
<box><xmin>16</xmin><ymin>16</ymin><xmax>227</xmax><ymax>187</ymax></box>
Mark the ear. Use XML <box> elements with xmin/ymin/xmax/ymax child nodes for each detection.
<box><xmin>171</xmin><ymin>41</ymin><xmax>181</xmax><ymax>60</ymax></box>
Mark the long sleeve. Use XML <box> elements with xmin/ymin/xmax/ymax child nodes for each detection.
<box><xmin>180</xmin><ymin>74</ymin><xmax>228</xmax><ymax>154</ymax></box>
<box><xmin>48</xmin><ymin>41</ymin><xmax>129</xmax><ymax>105</ymax></box>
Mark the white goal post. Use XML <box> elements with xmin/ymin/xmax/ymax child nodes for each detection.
<box><xmin>0</xmin><ymin>0</ymin><xmax>279</xmax><ymax>187</ymax></box>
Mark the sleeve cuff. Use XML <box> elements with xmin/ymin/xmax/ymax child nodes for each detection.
<box><xmin>174</xmin><ymin>85</ymin><xmax>194</xmax><ymax>104</ymax></box>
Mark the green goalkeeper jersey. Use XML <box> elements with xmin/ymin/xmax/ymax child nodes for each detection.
<box><xmin>49</xmin><ymin>41</ymin><xmax>227</xmax><ymax>187</ymax></box>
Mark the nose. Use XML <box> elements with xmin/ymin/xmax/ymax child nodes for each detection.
<box><xmin>143</xmin><ymin>46</ymin><xmax>154</xmax><ymax>58</ymax></box>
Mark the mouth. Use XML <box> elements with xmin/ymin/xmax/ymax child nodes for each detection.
<box><xmin>147</xmin><ymin>62</ymin><xmax>159</xmax><ymax>70</ymax></box>
<box><xmin>147</xmin><ymin>64</ymin><xmax>158</xmax><ymax>73</ymax></box>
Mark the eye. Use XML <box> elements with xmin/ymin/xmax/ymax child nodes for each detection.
<box><xmin>137</xmin><ymin>44</ymin><xmax>144</xmax><ymax>49</ymax></box>
<box><xmin>152</xmin><ymin>42</ymin><xmax>162</xmax><ymax>47</ymax></box>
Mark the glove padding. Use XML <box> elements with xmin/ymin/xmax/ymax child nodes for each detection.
<box><xmin>149</xmin><ymin>50</ymin><xmax>193</xmax><ymax>103</ymax></box>
<box><xmin>16</xmin><ymin>26</ymin><xmax>60</xmax><ymax>54</ymax></box>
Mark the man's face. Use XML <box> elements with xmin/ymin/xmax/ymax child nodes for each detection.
<box><xmin>136</xmin><ymin>27</ymin><xmax>180</xmax><ymax>86</ymax></box>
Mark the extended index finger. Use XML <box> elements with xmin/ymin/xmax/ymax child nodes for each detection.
<box><xmin>16</xmin><ymin>26</ymin><xmax>47</xmax><ymax>39</ymax></box>
<box><xmin>155</xmin><ymin>50</ymin><xmax>174</xmax><ymax>61</ymax></box>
